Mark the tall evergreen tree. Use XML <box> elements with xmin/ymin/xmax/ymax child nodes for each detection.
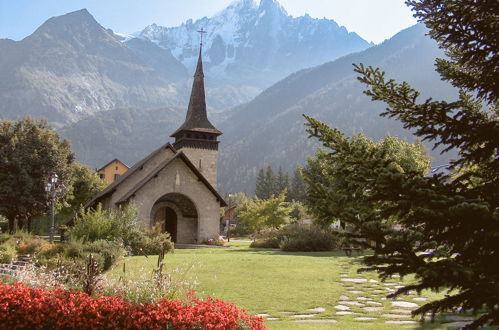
<box><xmin>255</xmin><ymin>167</ymin><xmax>267</xmax><ymax>199</ymax></box>
<box><xmin>275</xmin><ymin>166</ymin><xmax>289</xmax><ymax>195</ymax></box>
<box><xmin>303</xmin><ymin>0</ymin><xmax>498</xmax><ymax>326</ymax></box>
<box><xmin>289</xmin><ymin>167</ymin><xmax>306</xmax><ymax>203</ymax></box>
<box><xmin>263</xmin><ymin>165</ymin><xmax>276</xmax><ymax>199</ymax></box>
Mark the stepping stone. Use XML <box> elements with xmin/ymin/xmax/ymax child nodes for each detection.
<box><xmin>334</xmin><ymin>305</ymin><xmax>350</xmax><ymax>311</ymax></box>
<box><xmin>395</xmin><ymin>285</ymin><xmax>404</xmax><ymax>289</ymax></box>
<box><xmin>341</xmin><ymin>278</ymin><xmax>368</xmax><ymax>283</ymax></box>
<box><xmin>392</xmin><ymin>301</ymin><xmax>418</xmax><ymax>308</ymax></box>
<box><xmin>255</xmin><ymin>314</ymin><xmax>270</xmax><ymax>317</ymax></box>
<box><xmin>357</xmin><ymin>297</ymin><xmax>369</xmax><ymax>301</ymax></box>
<box><xmin>366</xmin><ymin>301</ymin><xmax>382</xmax><ymax>305</ymax></box>
<box><xmin>386</xmin><ymin>320</ymin><xmax>418</xmax><ymax>324</ymax></box>
<box><xmin>339</xmin><ymin>295</ymin><xmax>350</xmax><ymax>300</ymax></box>
<box><xmin>336</xmin><ymin>311</ymin><xmax>359</xmax><ymax>315</ymax></box>
<box><xmin>444</xmin><ymin>315</ymin><xmax>474</xmax><ymax>321</ymax></box>
<box><xmin>382</xmin><ymin>314</ymin><xmax>411</xmax><ymax>319</ymax></box>
<box><xmin>339</xmin><ymin>301</ymin><xmax>365</xmax><ymax>306</ymax></box>
<box><xmin>348</xmin><ymin>290</ymin><xmax>365</xmax><ymax>294</ymax></box>
<box><xmin>307</xmin><ymin>307</ymin><xmax>325</xmax><ymax>313</ymax></box>
<box><xmin>291</xmin><ymin>314</ymin><xmax>316</xmax><ymax>318</ymax></box>
<box><xmin>266</xmin><ymin>318</ymin><xmax>279</xmax><ymax>321</ymax></box>
<box><xmin>413</xmin><ymin>297</ymin><xmax>428</xmax><ymax>301</ymax></box>
<box><xmin>340</xmin><ymin>274</ymin><xmax>348</xmax><ymax>277</ymax></box>
<box><xmin>363</xmin><ymin>307</ymin><xmax>384</xmax><ymax>312</ymax></box>
<box><xmin>373</xmin><ymin>290</ymin><xmax>385</xmax><ymax>293</ymax></box>
<box><xmin>354</xmin><ymin>317</ymin><xmax>378</xmax><ymax>321</ymax></box>
<box><xmin>443</xmin><ymin>321</ymin><xmax>473</xmax><ymax>327</ymax></box>
<box><xmin>294</xmin><ymin>319</ymin><xmax>337</xmax><ymax>323</ymax></box>
<box><xmin>279</xmin><ymin>311</ymin><xmax>293</xmax><ymax>314</ymax></box>
<box><xmin>384</xmin><ymin>283</ymin><xmax>398</xmax><ymax>286</ymax></box>
<box><xmin>392</xmin><ymin>275</ymin><xmax>400</xmax><ymax>278</ymax></box>
<box><xmin>391</xmin><ymin>309</ymin><xmax>412</xmax><ymax>314</ymax></box>
<box><xmin>369</xmin><ymin>279</ymin><xmax>378</xmax><ymax>283</ymax></box>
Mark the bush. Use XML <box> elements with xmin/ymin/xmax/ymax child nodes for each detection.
<box><xmin>0</xmin><ymin>283</ymin><xmax>266</xmax><ymax>329</ymax></box>
<box><xmin>203</xmin><ymin>237</ymin><xmax>226</xmax><ymax>246</ymax></box>
<box><xmin>37</xmin><ymin>243</ymin><xmax>65</xmax><ymax>260</ymax></box>
<box><xmin>83</xmin><ymin>240</ymin><xmax>126</xmax><ymax>271</ymax></box>
<box><xmin>0</xmin><ymin>243</ymin><xmax>16</xmax><ymax>263</ymax></box>
<box><xmin>280</xmin><ymin>224</ymin><xmax>337</xmax><ymax>252</ymax></box>
<box><xmin>249</xmin><ymin>228</ymin><xmax>282</xmax><ymax>249</ymax></box>
<box><xmin>69</xmin><ymin>205</ymin><xmax>172</xmax><ymax>256</ymax></box>
<box><xmin>16</xmin><ymin>237</ymin><xmax>49</xmax><ymax>255</ymax></box>
<box><xmin>130</xmin><ymin>224</ymin><xmax>173</xmax><ymax>256</ymax></box>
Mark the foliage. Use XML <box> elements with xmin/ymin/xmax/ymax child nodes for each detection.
<box><xmin>68</xmin><ymin>204</ymin><xmax>167</xmax><ymax>255</ymax></box>
<box><xmin>288</xmin><ymin>167</ymin><xmax>307</xmax><ymax>203</ymax></box>
<box><xmin>83</xmin><ymin>240</ymin><xmax>126</xmax><ymax>272</ymax></box>
<box><xmin>0</xmin><ymin>283</ymin><xmax>265</xmax><ymax>329</ymax></box>
<box><xmin>0</xmin><ymin>243</ymin><xmax>16</xmax><ymax>263</ymax></box>
<box><xmin>132</xmin><ymin>224</ymin><xmax>173</xmax><ymax>256</ymax></box>
<box><xmin>279</xmin><ymin>224</ymin><xmax>337</xmax><ymax>252</ymax></box>
<box><xmin>249</xmin><ymin>228</ymin><xmax>281</xmax><ymax>249</ymax></box>
<box><xmin>59</xmin><ymin>163</ymin><xmax>107</xmax><ymax>216</ymax></box>
<box><xmin>238</xmin><ymin>192</ymin><xmax>292</xmax><ymax>232</ymax></box>
<box><xmin>0</xmin><ymin>117</ymin><xmax>74</xmax><ymax>232</ymax></box>
<box><xmin>302</xmin><ymin>0</ymin><xmax>498</xmax><ymax>327</ymax></box>
<box><xmin>255</xmin><ymin>165</ymin><xmax>306</xmax><ymax>202</ymax></box>
<box><xmin>16</xmin><ymin>237</ymin><xmax>50</xmax><ymax>256</ymax></box>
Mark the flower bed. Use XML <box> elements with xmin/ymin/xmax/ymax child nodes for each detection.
<box><xmin>0</xmin><ymin>283</ymin><xmax>265</xmax><ymax>329</ymax></box>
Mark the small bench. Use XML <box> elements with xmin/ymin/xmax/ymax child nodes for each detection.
<box><xmin>342</xmin><ymin>247</ymin><xmax>362</xmax><ymax>256</ymax></box>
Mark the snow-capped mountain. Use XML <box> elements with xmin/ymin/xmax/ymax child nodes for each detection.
<box><xmin>138</xmin><ymin>0</ymin><xmax>372</xmax><ymax>88</ymax></box>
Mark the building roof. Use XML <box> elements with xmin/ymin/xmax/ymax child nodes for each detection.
<box><xmin>85</xmin><ymin>143</ymin><xmax>177</xmax><ymax>207</ymax></box>
<box><xmin>116</xmin><ymin>151</ymin><xmax>227</xmax><ymax>207</ymax></box>
<box><xmin>84</xmin><ymin>142</ymin><xmax>226</xmax><ymax>210</ymax></box>
<box><xmin>96</xmin><ymin>158</ymin><xmax>129</xmax><ymax>172</ymax></box>
<box><xmin>171</xmin><ymin>46</ymin><xmax>221</xmax><ymax>137</ymax></box>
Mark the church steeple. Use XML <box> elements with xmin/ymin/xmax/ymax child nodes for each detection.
<box><xmin>171</xmin><ymin>29</ymin><xmax>222</xmax><ymax>151</ymax></box>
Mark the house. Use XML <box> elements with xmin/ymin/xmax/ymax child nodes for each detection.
<box><xmin>96</xmin><ymin>159</ymin><xmax>129</xmax><ymax>184</ymax></box>
<box><xmin>84</xmin><ymin>43</ymin><xmax>226</xmax><ymax>244</ymax></box>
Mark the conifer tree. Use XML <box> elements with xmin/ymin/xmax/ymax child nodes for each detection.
<box><xmin>255</xmin><ymin>168</ymin><xmax>267</xmax><ymax>199</ymax></box>
<box><xmin>263</xmin><ymin>165</ymin><xmax>276</xmax><ymax>198</ymax></box>
<box><xmin>276</xmin><ymin>166</ymin><xmax>289</xmax><ymax>195</ymax></box>
<box><xmin>304</xmin><ymin>0</ymin><xmax>498</xmax><ymax>326</ymax></box>
<box><xmin>289</xmin><ymin>167</ymin><xmax>306</xmax><ymax>203</ymax></box>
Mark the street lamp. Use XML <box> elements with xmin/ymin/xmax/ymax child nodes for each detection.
<box><xmin>45</xmin><ymin>173</ymin><xmax>64</xmax><ymax>243</ymax></box>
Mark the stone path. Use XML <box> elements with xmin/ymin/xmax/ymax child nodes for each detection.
<box><xmin>253</xmin><ymin>264</ymin><xmax>476</xmax><ymax>327</ymax></box>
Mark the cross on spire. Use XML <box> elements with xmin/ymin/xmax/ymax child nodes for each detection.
<box><xmin>197</xmin><ymin>28</ymin><xmax>207</xmax><ymax>47</ymax></box>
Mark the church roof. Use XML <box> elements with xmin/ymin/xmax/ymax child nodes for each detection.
<box><xmin>84</xmin><ymin>143</ymin><xmax>178</xmax><ymax>208</ymax></box>
<box><xmin>83</xmin><ymin>142</ymin><xmax>226</xmax><ymax>209</ymax></box>
<box><xmin>171</xmin><ymin>46</ymin><xmax>221</xmax><ymax>137</ymax></box>
<box><xmin>115</xmin><ymin>151</ymin><xmax>226</xmax><ymax>206</ymax></box>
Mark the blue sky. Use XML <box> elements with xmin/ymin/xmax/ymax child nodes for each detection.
<box><xmin>0</xmin><ymin>0</ymin><xmax>417</xmax><ymax>44</ymax></box>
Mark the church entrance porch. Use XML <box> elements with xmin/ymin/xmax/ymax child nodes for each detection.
<box><xmin>150</xmin><ymin>193</ymin><xmax>198</xmax><ymax>244</ymax></box>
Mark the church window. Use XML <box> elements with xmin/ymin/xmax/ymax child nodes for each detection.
<box><xmin>98</xmin><ymin>173</ymin><xmax>105</xmax><ymax>179</ymax></box>
<box><xmin>114</xmin><ymin>174</ymin><xmax>120</xmax><ymax>181</ymax></box>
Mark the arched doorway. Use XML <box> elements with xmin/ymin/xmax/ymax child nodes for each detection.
<box><xmin>150</xmin><ymin>193</ymin><xmax>198</xmax><ymax>244</ymax></box>
<box><xmin>153</xmin><ymin>206</ymin><xmax>178</xmax><ymax>242</ymax></box>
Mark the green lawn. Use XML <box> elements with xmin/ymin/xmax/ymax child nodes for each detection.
<box><xmin>107</xmin><ymin>239</ymin><xmax>466</xmax><ymax>329</ymax></box>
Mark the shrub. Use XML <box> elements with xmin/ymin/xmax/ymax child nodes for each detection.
<box><xmin>16</xmin><ymin>237</ymin><xmax>49</xmax><ymax>255</ymax></box>
<box><xmin>130</xmin><ymin>224</ymin><xmax>173</xmax><ymax>256</ymax></box>
<box><xmin>83</xmin><ymin>240</ymin><xmax>126</xmax><ymax>271</ymax></box>
<box><xmin>249</xmin><ymin>228</ymin><xmax>282</xmax><ymax>249</ymax></box>
<box><xmin>280</xmin><ymin>224</ymin><xmax>337</xmax><ymax>252</ymax></box>
<box><xmin>0</xmin><ymin>283</ymin><xmax>266</xmax><ymax>329</ymax></box>
<box><xmin>0</xmin><ymin>243</ymin><xmax>16</xmax><ymax>263</ymax></box>
<box><xmin>37</xmin><ymin>243</ymin><xmax>65</xmax><ymax>260</ymax></box>
<box><xmin>69</xmin><ymin>205</ymin><xmax>172</xmax><ymax>256</ymax></box>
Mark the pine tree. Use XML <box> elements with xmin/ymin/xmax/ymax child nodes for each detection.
<box><xmin>303</xmin><ymin>1</ymin><xmax>498</xmax><ymax>326</ymax></box>
<box><xmin>263</xmin><ymin>165</ymin><xmax>276</xmax><ymax>198</ymax></box>
<box><xmin>255</xmin><ymin>168</ymin><xmax>266</xmax><ymax>199</ymax></box>
<box><xmin>289</xmin><ymin>167</ymin><xmax>306</xmax><ymax>203</ymax></box>
<box><xmin>275</xmin><ymin>166</ymin><xmax>289</xmax><ymax>195</ymax></box>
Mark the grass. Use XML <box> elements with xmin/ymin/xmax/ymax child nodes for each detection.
<box><xmin>107</xmin><ymin>239</ymin><xmax>465</xmax><ymax>329</ymax></box>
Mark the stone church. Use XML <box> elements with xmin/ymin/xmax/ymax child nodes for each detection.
<box><xmin>86</xmin><ymin>45</ymin><xmax>226</xmax><ymax>244</ymax></box>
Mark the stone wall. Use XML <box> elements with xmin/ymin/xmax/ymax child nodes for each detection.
<box><xmin>179</xmin><ymin>147</ymin><xmax>218</xmax><ymax>188</ymax></box>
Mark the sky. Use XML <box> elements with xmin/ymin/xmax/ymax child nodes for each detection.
<box><xmin>0</xmin><ymin>0</ymin><xmax>418</xmax><ymax>44</ymax></box>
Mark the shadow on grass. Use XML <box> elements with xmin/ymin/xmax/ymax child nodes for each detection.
<box><xmin>226</xmin><ymin>248</ymin><xmax>371</xmax><ymax>258</ymax></box>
